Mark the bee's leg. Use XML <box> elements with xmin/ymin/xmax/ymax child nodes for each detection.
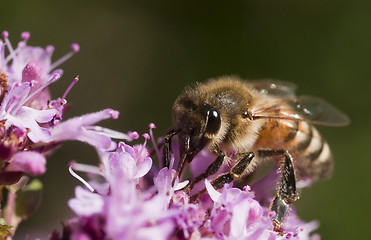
<box><xmin>190</xmin><ymin>152</ymin><xmax>254</xmax><ymax>201</ymax></box>
<box><xmin>211</xmin><ymin>152</ymin><xmax>255</xmax><ymax>189</ymax></box>
<box><xmin>184</xmin><ymin>151</ymin><xmax>225</xmax><ymax>193</ymax></box>
<box><xmin>163</xmin><ymin>129</ymin><xmax>179</xmax><ymax>168</ymax></box>
<box><xmin>258</xmin><ymin>150</ymin><xmax>298</xmax><ymax>232</ymax></box>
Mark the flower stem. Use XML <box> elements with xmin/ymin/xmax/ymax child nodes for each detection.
<box><xmin>5</xmin><ymin>191</ymin><xmax>16</xmax><ymax>226</ymax></box>
<box><xmin>0</xmin><ymin>186</ymin><xmax>3</xmax><ymax>218</ymax></box>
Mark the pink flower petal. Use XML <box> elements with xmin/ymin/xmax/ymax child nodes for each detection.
<box><xmin>134</xmin><ymin>156</ymin><xmax>152</xmax><ymax>178</ymax></box>
<box><xmin>21</xmin><ymin>61</ymin><xmax>46</xmax><ymax>88</ymax></box>
<box><xmin>21</xmin><ymin>106</ymin><xmax>57</xmax><ymax>123</ymax></box>
<box><xmin>68</xmin><ymin>186</ymin><xmax>104</xmax><ymax>217</ymax></box>
<box><xmin>7</xmin><ymin>151</ymin><xmax>46</xmax><ymax>175</ymax></box>
<box><xmin>205</xmin><ymin>179</ymin><xmax>221</xmax><ymax>202</ymax></box>
<box><xmin>50</xmin><ymin>109</ymin><xmax>122</xmax><ymax>150</ymax></box>
<box><xmin>77</xmin><ymin>128</ymin><xmax>113</xmax><ymax>150</ymax></box>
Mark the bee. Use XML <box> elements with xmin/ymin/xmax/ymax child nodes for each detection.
<box><xmin>163</xmin><ymin>76</ymin><xmax>349</xmax><ymax>231</ymax></box>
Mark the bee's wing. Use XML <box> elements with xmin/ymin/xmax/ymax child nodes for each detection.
<box><xmin>249</xmin><ymin>79</ymin><xmax>298</xmax><ymax>98</ymax></box>
<box><xmin>253</xmin><ymin>96</ymin><xmax>350</xmax><ymax>127</ymax></box>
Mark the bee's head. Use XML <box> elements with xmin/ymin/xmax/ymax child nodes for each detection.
<box><xmin>172</xmin><ymin>93</ymin><xmax>222</xmax><ymax>167</ymax></box>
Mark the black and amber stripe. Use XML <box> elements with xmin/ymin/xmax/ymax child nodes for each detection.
<box><xmin>280</xmin><ymin>120</ymin><xmax>332</xmax><ymax>179</ymax></box>
<box><xmin>283</xmin><ymin>121</ymin><xmax>299</xmax><ymax>143</ymax></box>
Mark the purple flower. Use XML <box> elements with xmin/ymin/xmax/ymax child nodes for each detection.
<box><xmin>68</xmin><ymin>186</ymin><xmax>104</xmax><ymax>217</ymax></box>
<box><xmin>0</xmin><ymin>31</ymin><xmax>78</xmax><ymax>145</ymax></box>
<box><xmin>154</xmin><ymin>167</ymin><xmax>189</xmax><ymax>198</ymax></box>
<box><xmin>0</xmin><ymin>31</ymin><xmax>126</xmax><ymax>238</ymax></box>
<box><xmin>5</xmin><ymin>151</ymin><xmax>46</xmax><ymax>175</ymax></box>
<box><xmin>50</xmin><ymin>109</ymin><xmax>125</xmax><ymax>151</ymax></box>
<box><xmin>0</xmin><ymin>31</ymin><xmax>126</xmax><ymax>176</ymax></box>
<box><xmin>0</xmin><ymin>31</ymin><xmax>78</xmax><ymax>88</ymax></box>
<box><xmin>203</xmin><ymin>181</ymin><xmax>319</xmax><ymax>240</ymax></box>
<box><xmin>0</xmin><ymin>80</ymin><xmax>58</xmax><ymax>143</ymax></box>
<box><xmin>57</xmin><ymin>125</ymin><xmax>320</xmax><ymax>240</ymax></box>
<box><xmin>102</xmin><ymin>141</ymin><xmax>153</xmax><ymax>179</ymax></box>
<box><xmin>105</xmin><ymin>173</ymin><xmax>176</xmax><ymax>240</ymax></box>
<box><xmin>21</xmin><ymin>61</ymin><xmax>51</xmax><ymax>109</ymax></box>
<box><xmin>65</xmin><ymin>137</ymin><xmax>177</xmax><ymax>240</ymax></box>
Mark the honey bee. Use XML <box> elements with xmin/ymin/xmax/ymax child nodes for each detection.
<box><xmin>163</xmin><ymin>76</ymin><xmax>349</xmax><ymax>231</ymax></box>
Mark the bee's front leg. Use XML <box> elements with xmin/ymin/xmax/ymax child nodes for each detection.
<box><xmin>185</xmin><ymin>150</ymin><xmax>225</xmax><ymax>193</ymax></box>
<box><xmin>163</xmin><ymin>129</ymin><xmax>180</xmax><ymax>168</ymax></box>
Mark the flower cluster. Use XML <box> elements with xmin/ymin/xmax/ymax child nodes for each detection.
<box><xmin>0</xmin><ymin>31</ymin><xmax>124</xmax><ymax>237</ymax></box>
<box><xmin>51</xmin><ymin>124</ymin><xmax>320</xmax><ymax>240</ymax></box>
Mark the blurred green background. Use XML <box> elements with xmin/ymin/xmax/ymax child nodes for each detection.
<box><xmin>1</xmin><ymin>0</ymin><xmax>370</xmax><ymax>239</ymax></box>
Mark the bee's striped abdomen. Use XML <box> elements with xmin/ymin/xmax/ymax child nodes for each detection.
<box><xmin>290</xmin><ymin>121</ymin><xmax>333</xmax><ymax>180</ymax></box>
<box><xmin>255</xmin><ymin>119</ymin><xmax>333</xmax><ymax>181</ymax></box>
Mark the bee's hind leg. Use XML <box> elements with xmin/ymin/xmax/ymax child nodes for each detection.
<box><xmin>259</xmin><ymin>150</ymin><xmax>299</xmax><ymax>232</ymax></box>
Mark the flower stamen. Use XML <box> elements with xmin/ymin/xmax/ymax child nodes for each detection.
<box><xmin>49</xmin><ymin>43</ymin><xmax>80</xmax><ymax>71</ymax></box>
<box><xmin>69</xmin><ymin>164</ymin><xmax>97</xmax><ymax>193</ymax></box>
<box><xmin>2</xmin><ymin>31</ymin><xmax>16</xmax><ymax>64</ymax></box>
<box><xmin>20</xmin><ymin>32</ymin><xmax>30</xmax><ymax>41</ymax></box>
<box><xmin>148</xmin><ymin>123</ymin><xmax>161</xmax><ymax>163</ymax></box>
<box><xmin>62</xmin><ymin>75</ymin><xmax>79</xmax><ymax>101</ymax></box>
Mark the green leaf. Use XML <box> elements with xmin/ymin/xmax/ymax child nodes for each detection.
<box><xmin>0</xmin><ymin>219</ymin><xmax>12</xmax><ymax>238</ymax></box>
<box><xmin>15</xmin><ymin>179</ymin><xmax>43</xmax><ymax>219</ymax></box>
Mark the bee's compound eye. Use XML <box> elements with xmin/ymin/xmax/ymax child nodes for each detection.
<box><xmin>205</xmin><ymin>108</ymin><xmax>221</xmax><ymax>134</ymax></box>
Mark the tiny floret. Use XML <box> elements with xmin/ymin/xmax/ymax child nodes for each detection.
<box><xmin>108</xmin><ymin>109</ymin><xmax>119</xmax><ymax>119</ymax></box>
<box><xmin>21</xmin><ymin>32</ymin><xmax>30</xmax><ymax>40</ymax></box>
<box><xmin>127</xmin><ymin>131</ymin><xmax>139</xmax><ymax>140</ymax></box>
<box><xmin>142</xmin><ymin>133</ymin><xmax>150</xmax><ymax>140</ymax></box>
<box><xmin>2</xmin><ymin>31</ymin><xmax>9</xmax><ymax>38</ymax></box>
<box><xmin>71</xmin><ymin>43</ymin><xmax>80</xmax><ymax>52</ymax></box>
